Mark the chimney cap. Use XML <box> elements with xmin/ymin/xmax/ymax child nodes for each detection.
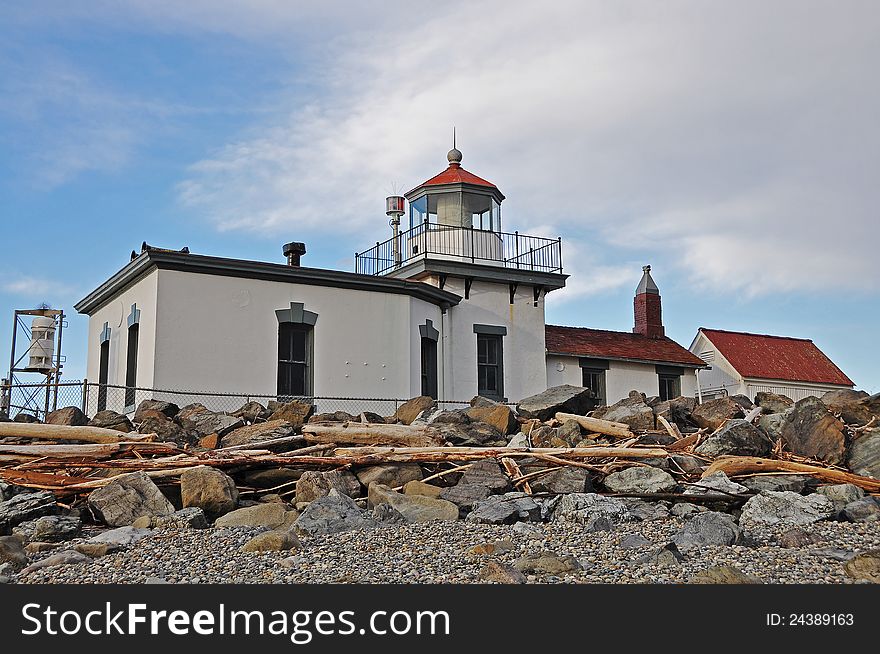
<box><xmin>282</xmin><ymin>242</ymin><xmax>307</xmax><ymax>257</ymax></box>
<box><xmin>636</xmin><ymin>264</ymin><xmax>660</xmax><ymax>295</ymax></box>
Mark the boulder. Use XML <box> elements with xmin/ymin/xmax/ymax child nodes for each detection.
<box><xmin>754</xmin><ymin>392</ymin><xmax>794</xmax><ymax>414</ymax></box>
<box><xmin>86</xmin><ymin>526</ymin><xmax>152</xmax><ymax>548</ymax></box>
<box><xmin>847</xmin><ymin>428</ymin><xmax>880</xmax><ymax>478</ymax></box>
<box><xmin>593</xmin><ymin>391</ymin><xmax>656</xmax><ymax>431</ymax></box>
<box><xmin>478</xmin><ymin>561</ymin><xmax>526</xmax><ymax>584</ymax></box>
<box><xmin>355</xmin><ymin>464</ymin><xmax>423</xmax><ymax>489</ymax></box>
<box><xmin>738</xmin><ymin>474</ymin><xmax>810</xmax><ymax>493</ymax></box>
<box><xmin>842</xmin><ymin>497</ymin><xmax>880</xmax><ymax>523</ymax></box>
<box><xmin>689</xmin><ymin>565</ymin><xmax>762</xmax><ymax>584</ymax></box>
<box><xmin>653</xmin><ymin>396</ymin><xmax>698</xmax><ymax>430</ymax></box>
<box><xmin>359</xmin><ymin>411</ymin><xmax>387</xmax><ymax>424</ymax></box>
<box><xmin>635</xmin><ymin>543</ymin><xmax>683</xmax><ymax>569</ymax></box>
<box><xmin>739</xmin><ymin>491</ymin><xmax>835</xmax><ymax>528</ymax></box>
<box><xmin>132</xmin><ymin>507</ymin><xmax>208</xmax><ymax>529</ymax></box>
<box><xmin>137</xmin><ymin>413</ymin><xmax>193</xmax><ymax>446</ymax></box>
<box><xmin>506</xmin><ymin>432</ymin><xmax>530</xmax><ymax>448</ymax></box>
<box><xmin>45</xmin><ymin>406</ymin><xmax>89</xmax><ymax>426</ymax></box>
<box><xmin>695</xmin><ymin>419</ymin><xmax>773</xmax><ymax>458</ymax></box>
<box><xmin>842</xmin><ymin>550</ymin><xmax>880</xmax><ymax>583</ymax></box>
<box><xmin>241</xmin><ymin>468</ymin><xmax>301</xmax><ymax>488</ymax></box>
<box><xmin>0</xmin><ymin>491</ymin><xmax>57</xmax><ymax>533</ymax></box>
<box><xmin>528</xmin><ymin>467</ymin><xmax>588</xmax><ymax>494</ymax></box>
<box><xmin>215</xmin><ymin>503</ymin><xmax>298</xmax><ymax>529</ymax></box>
<box><xmin>87</xmin><ymin>472</ymin><xmax>174</xmax><ymax>527</ymax></box>
<box><xmin>295</xmin><ymin>470</ymin><xmax>361</xmax><ymax>505</ymax></box>
<box><xmin>458</xmin><ymin>460</ymin><xmax>511</xmax><ymax>493</ymax></box>
<box><xmin>367</xmin><ymin>484</ymin><xmax>459</xmax><ymax>522</ymax></box>
<box><xmin>757</xmin><ymin>411</ymin><xmax>790</xmax><ymax>441</ymax></box>
<box><xmin>439</xmin><ymin>484</ymin><xmax>491</xmax><ymax>512</ymax></box>
<box><xmin>241</xmin><ymin>530</ymin><xmax>302</xmax><ymax>553</ymax></box>
<box><xmin>465</xmin><ymin>404</ymin><xmax>518</xmax><ymax>435</ymax></box>
<box><xmin>88</xmin><ymin>410</ymin><xmax>133</xmax><ymax>433</ymax></box>
<box><xmin>309</xmin><ymin>411</ymin><xmax>357</xmax><ymax>423</ymax></box>
<box><xmin>729</xmin><ymin>394</ymin><xmax>755</xmax><ymax>410</ymax></box>
<box><xmin>13</xmin><ymin>515</ymin><xmax>81</xmax><ymax>543</ymax></box>
<box><xmin>134</xmin><ymin>399</ymin><xmax>179</xmax><ymax>422</ymax></box>
<box><xmin>373</xmin><ymin>503</ymin><xmax>407</xmax><ymax>524</ymax></box>
<box><xmin>470</xmin><ymin>395</ymin><xmax>499</xmax><ymax>408</ymax></box>
<box><xmin>231</xmin><ymin>401</ymin><xmax>271</xmax><ymax>423</ymax></box>
<box><xmin>403</xmin><ymin>480</ymin><xmax>443</xmax><ymax>498</ymax></box>
<box><xmin>620</xmin><ymin>533</ymin><xmax>652</xmax><ymax>549</ymax></box>
<box><xmin>434</xmin><ymin>421</ymin><xmax>506</xmax><ymax>446</ymax></box>
<box><xmin>517</xmin><ymin>385</ymin><xmax>598</xmax><ymax>421</ymax></box>
<box><xmin>294</xmin><ymin>490</ymin><xmax>376</xmax><ymax>536</ymax></box>
<box><xmin>781</xmin><ymin>397</ymin><xmax>846</xmax><ymax>465</ymax></box>
<box><xmin>816</xmin><ymin>484</ymin><xmax>864</xmax><ymax>514</ymax></box>
<box><xmin>428</xmin><ymin>410</ymin><xmax>471</xmax><ymax>425</ymax></box>
<box><xmin>219</xmin><ymin>419</ymin><xmax>298</xmax><ymax>448</ymax></box>
<box><xmin>467</xmin><ymin>492</ymin><xmax>541</xmax><ymax>525</ymax></box>
<box><xmin>13</xmin><ymin>413</ymin><xmax>40</xmax><ymax>423</ymax></box>
<box><xmin>393</xmin><ymin>396</ymin><xmax>435</xmax><ymax>425</ymax></box>
<box><xmin>685</xmin><ymin>471</ymin><xmax>749</xmax><ymax>496</ymax></box>
<box><xmin>672</xmin><ymin>512</ymin><xmax>741</xmax><ymax>552</ymax></box>
<box><xmin>821</xmin><ymin>389</ymin><xmax>875</xmax><ymax>426</ymax></box>
<box><xmin>21</xmin><ymin>550</ymin><xmax>93</xmax><ymax>576</ymax></box>
<box><xmin>621</xmin><ymin>499</ymin><xmax>669</xmax><ymax>521</ymax></box>
<box><xmin>670</xmin><ymin>503</ymin><xmax>706</xmax><ymax>518</ymax></box>
<box><xmin>180</xmin><ymin>466</ymin><xmax>239</xmax><ymax>519</ymax></box>
<box><xmin>529</xmin><ymin>425</ymin><xmax>565</xmax><ymax>448</ymax></box>
<box><xmin>268</xmin><ymin>400</ymin><xmax>314</xmax><ymax>428</ymax></box>
<box><xmin>0</xmin><ymin>535</ymin><xmax>28</xmax><ymax>570</ymax></box>
<box><xmin>513</xmin><ymin>551</ymin><xmax>581</xmax><ymax>575</ymax></box>
<box><xmin>176</xmin><ymin>405</ymin><xmax>244</xmax><ymax>438</ymax></box>
<box><xmin>603</xmin><ymin>467</ymin><xmax>676</xmax><ymax>494</ymax></box>
<box><xmin>552</xmin><ymin>493</ymin><xmax>632</xmax><ymax>525</ymax></box>
<box><xmin>777</xmin><ymin>528</ymin><xmax>822</xmax><ymax>548</ymax></box>
<box><xmin>691</xmin><ymin>397</ymin><xmax>745</xmax><ymax>431</ymax></box>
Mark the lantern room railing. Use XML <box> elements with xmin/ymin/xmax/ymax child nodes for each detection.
<box><xmin>355</xmin><ymin>221</ymin><xmax>563</xmax><ymax>276</ymax></box>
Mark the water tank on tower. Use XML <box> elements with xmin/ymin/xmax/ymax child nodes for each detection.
<box><xmin>27</xmin><ymin>316</ymin><xmax>56</xmax><ymax>372</ymax></box>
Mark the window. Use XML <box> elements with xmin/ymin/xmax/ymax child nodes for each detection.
<box><xmin>278</xmin><ymin>323</ymin><xmax>313</xmax><ymax>398</ymax></box>
<box><xmin>124</xmin><ymin>324</ymin><xmax>139</xmax><ymax>408</ymax></box>
<box><xmin>420</xmin><ymin>337</ymin><xmax>438</xmax><ymax>399</ymax></box>
<box><xmin>97</xmin><ymin>340</ymin><xmax>110</xmax><ymax>412</ymax></box>
<box><xmin>476</xmin><ymin>333</ymin><xmax>503</xmax><ymax>401</ymax></box>
<box><xmin>582</xmin><ymin>368</ymin><xmax>606</xmax><ymax>405</ymax></box>
<box><xmin>658</xmin><ymin>374</ymin><xmax>682</xmax><ymax>401</ymax></box>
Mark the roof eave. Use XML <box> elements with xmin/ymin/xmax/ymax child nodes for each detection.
<box><xmin>547</xmin><ymin>350</ymin><xmax>707</xmax><ymax>369</ymax></box>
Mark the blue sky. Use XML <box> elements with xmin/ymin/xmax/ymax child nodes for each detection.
<box><xmin>1</xmin><ymin>1</ymin><xmax>877</xmax><ymax>393</ymax></box>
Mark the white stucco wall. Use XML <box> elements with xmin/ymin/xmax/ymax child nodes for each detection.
<box><xmin>84</xmin><ymin>270</ymin><xmax>159</xmax><ymax>414</ymax></box>
<box><xmin>546</xmin><ymin>354</ymin><xmax>697</xmax><ymax>404</ymax></box>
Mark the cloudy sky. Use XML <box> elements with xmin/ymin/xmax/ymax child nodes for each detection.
<box><xmin>1</xmin><ymin>0</ymin><xmax>878</xmax><ymax>392</ymax></box>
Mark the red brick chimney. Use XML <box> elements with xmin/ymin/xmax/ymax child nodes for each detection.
<box><xmin>633</xmin><ymin>265</ymin><xmax>664</xmax><ymax>338</ymax></box>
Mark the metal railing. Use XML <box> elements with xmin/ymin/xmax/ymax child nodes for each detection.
<box><xmin>1</xmin><ymin>380</ymin><xmax>512</xmax><ymax>422</ymax></box>
<box><xmin>355</xmin><ymin>221</ymin><xmax>563</xmax><ymax>276</ymax></box>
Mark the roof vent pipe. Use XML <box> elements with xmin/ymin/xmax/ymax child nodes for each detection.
<box><xmin>283</xmin><ymin>242</ymin><xmax>306</xmax><ymax>267</ymax></box>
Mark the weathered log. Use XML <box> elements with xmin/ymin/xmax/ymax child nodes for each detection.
<box><xmin>302</xmin><ymin>422</ymin><xmax>444</xmax><ymax>447</ymax></box>
<box><xmin>0</xmin><ymin>422</ymin><xmax>155</xmax><ymax>444</ymax></box>
<box><xmin>657</xmin><ymin>415</ymin><xmax>683</xmax><ymax>440</ymax></box>
<box><xmin>0</xmin><ymin>441</ymin><xmax>179</xmax><ymax>460</ymax></box>
<box><xmin>500</xmin><ymin>456</ymin><xmax>531</xmax><ymax>494</ymax></box>
<box><xmin>703</xmin><ymin>456</ymin><xmax>880</xmax><ymax>493</ymax></box>
<box><xmin>332</xmin><ymin>446</ymin><xmax>668</xmax><ymax>459</ymax></box>
<box><xmin>216</xmin><ymin>435</ymin><xmax>306</xmax><ymax>451</ymax></box>
<box><xmin>554</xmin><ymin>412</ymin><xmax>634</xmax><ymax>439</ymax></box>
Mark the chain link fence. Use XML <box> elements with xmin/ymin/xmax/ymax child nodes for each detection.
<box><xmin>1</xmin><ymin>380</ymin><xmax>501</xmax><ymax>422</ymax></box>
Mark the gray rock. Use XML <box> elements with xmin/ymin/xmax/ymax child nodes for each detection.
<box><xmin>593</xmin><ymin>391</ymin><xmax>656</xmax><ymax>431</ymax></box>
<box><xmin>695</xmin><ymin>419</ymin><xmax>773</xmax><ymax>458</ymax></box>
<box><xmin>478</xmin><ymin>561</ymin><xmax>527</xmax><ymax>584</ymax></box>
<box><xmin>738</xmin><ymin>474</ymin><xmax>811</xmax><ymax>493</ymax></box>
<box><xmin>372</xmin><ymin>503</ymin><xmax>407</xmax><ymax>524</ymax></box>
<box><xmin>511</xmin><ymin>522</ymin><xmax>542</xmax><ymax>537</ymax></box>
<box><xmin>88</xmin><ymin>410</ymin><xmax>133</xmax><ymax>432</ymax></box>
<box><xmin>604</xmin><ymin>467</ymin><xmax>676</xmax><ymax>494</ymax></box>
<box><xmin>295</xmin><ymin>470</ymin><xmax>361</xmax><ymax>505</ymax></box>
<box><xmin>620</xmin><ymin>533</ymin><xmax>652</xmax><ymax>548</ymax></box>
<box><xmin>842</xmin><ymin>497</ymin><xmax>880</xmax><ymax>523</ymax></box>
<box><xmin>514</xmin><ymin>551</ymin><xmax>581</xmax><ymax>575</ymax></box>
<box><xmin>139</xmin><ymin>414</ymin><xmax>193</xmax><ymax>445</ymax></box>
<box><xmin>506</xmin><ymin>433</ymin><xmax>530</xmax><ymax>448</ymax></box>
<box><xmin>673</xmin><ymin>511</ymin><xmax>741</xmax><ymax>551</ymax></box>
<box><xmin>13</xmin><ymin>412</ymin><xmax>40</xmax><ymax>423</ymax></box>
<box><xmin>552</xmin><ymin>493</ymin><xmax>632</xmax><ymax>525</ymax></box>
<box><xmin>528</xmin><ymin>467</ymin><xmax>588</xmax><ymax>494</ymax></box>
<box><xmin>180</xmin><ymin>466</ymin><xmax>239</xmax><ymax>519</ymax></box>
<box><xmin>691</xmin><ymin>397</ymin><xmax>746</xmax><ymax>431</ymax></box>
<box><xmin>817</xmin><ymin>483</ymin><xmax>864</xmax><ymax>514</ymax></box>
<box><xmin>517</xmin><ymin>384</ymin><xmax>598</xmax><ymax>421</ymax></box>
<box><xmin>755</xmin><ymin>392</ymin><xmax>794</xmax><ymax>414</ymax></box>
<box><xmin>757</xmin><ymin>411</ymin><xmax>790</xmax><ymax>441</ymax></box>
<box><xmin>669</xmin><ymin>455</ymin><xmax>706</xmax><ymax>475</ymax></box>
<box><xmin>0</xmin><ymin>491</ymin><xmax>57</xmax><ymax>532</ymax></box>
<box><xmin>621</xmin><ymin>499</ymin><xmax>670</xmax><ymax>521</ymax></box>
<box><xmin>847</xmin><ymin>428</ymin><xmax>880</xmax><ymax>478</ymax></box>
<box><xmin>393</xmin><ymin>396</ymin><xmax>436</xmax><ymax>425</ymax></box>
<box><xmin>367</xmin><ymin>484</ymin><xmax>459</xmax><ymax>522</ymax></box>
<box><xmin>176</xmin><ymin>405</ymin><xmax>244</xmax><ymax>438</ymax></box>
<box><xmin>434</xmin><ymin>421</ymin><xmax>506</xmax><ymax>446</ymax></box>
<box><xmin>467</xmin><ymin>492</ymin><xmax>541</xmax><ymax>525</ymax></box>
<box><xmin>45</xmin><ymin>406</ymin><xmax>89</xmax><ymax>426</ymax></box>
<box><xmin>740</xmin><ymin>491</ymin><xmax>835</xmax><ymax>528</ymax></box>
<box><xmin>13</xmin><ymin>515</ymin><xmax>81</xmax><ymax>543</ymax></box>
<box><xmin>670</xmin><ymin>502</ymin><xmax>706</xmax><ymax>518</ymax></box>
<box><xmin>0</xmin><ymin>535</ymin><xmax>27</xmax><ymax>570</ymax></box>
<box><xmin>267</xmin><ymin>400</ymin><xmax>315</xmax><ymax>428</ymax></box>
<box><xmin>781</xmin><ymin>397</ymin><xmax>846</xmax><ymax>465</ymax></box>
<box><xmin>636</xmin><ymin>542</ymin><xmax>684</xmax><ymax>569</ymax></box>
<box><xmin>21</xmin><ymin>549</ymin><xmax>94</xmax><ymax>575</ymax></box>
<box><xmin>132</xmin><ymin>507</ymin><xmax>208</xmax><ymax>529</ymax></box>
<box><xmin>87</xmin><ymin>526</ymin><xmax>152</xmax><ymax>547</ymax></box>
<box><xmin>439</xmin><ymin>484</ymin><xmax>491</xmax><ymax>512</ymax></box>
<box><xmin>215</xmin><ymin>503</ymin><xmax>297</xmax><ymax>529</ymax></box>
<box><xmin>294</xmin><ymin>490</ymin><xmax>376</xmax><ymax>536</ymax></box>
<box><xmin>219</xmin><ymin>419</ymin><xmax>298</xmax><ymax>448</ymax></box>
<box><xmin>458</xmin><ymin>460</ymin><xmax>511</xmax><ymax>492</ymax></box>
<box><xmin>231</xmin><ymin>401</ymin><xmax>271</xmax><ymax>423</ymax></box>
<box><xmin>241</xmin><ymin>530</ymin><xmax>301</xmax><ymax>553</ymax></box>
<box><xmin>822</xmin><ymin>389</ymin><xmax>876</xmax><ymax>426</ymax></box>
<box><xmin>134</xmin><ymin>399</ymin><xmax>179</xmax><ymax>422</ymax></box>
<box><xmin>87</xmin><ymin>471</ymin><xmax>174</xmax><ymax>527</ymax></box>
<box><xmin>355</xmin><ymin>464</ymin><xmax>423</xmax><ymax>489</ymax></box>
<box><xmin>684</xmin><ymin>471</ymin><xmax>750</xmax><ymax>496</ymax></box>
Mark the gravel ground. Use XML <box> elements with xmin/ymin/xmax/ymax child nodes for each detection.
<box><xmin>11</xmin><ymin>518</ymin><xmax>880</xmax><ymax>584</ymax></box>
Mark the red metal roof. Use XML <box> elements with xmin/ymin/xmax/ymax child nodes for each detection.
<box><xmin>409</xmin><ymin>163</ymin><xmax>497</xmax><ymax>193</ymax></box>
<box><xmin>699</xmin><ymin>328</ymin><xmax>853</xmax><ymax>386</ymax></box>
<box><xmin>546</xmin><ymin>325</ymin><xmax>706</xmax><ymax>367</ymax></box>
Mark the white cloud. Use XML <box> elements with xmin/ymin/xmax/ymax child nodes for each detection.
<box><xmin>1</xmin><ymin>276</ymin><xmax>76</xmax><ymax>298</ymax></box>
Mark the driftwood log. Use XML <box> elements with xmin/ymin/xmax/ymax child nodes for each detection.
<box><xmin>0</xmin><ymin>441</ymin><xmax>180</xmax><ymax>461</ymax></box>
<box><xmin>0</xmin><ymin>422</ymin><xmax>156</xmax><ymax>444</ymax></box>
<box><xmin>302</xmin><ymin>422</ymin><xmax>445</xmax><ymax>447</ymax></box>
<box><xmin>703</xmin><ymin>456</ymin><xmax>880</xmax><ymax>493</ymax></box>
<box><xmin>554</xmin><ymin>412</ymin><xmax>634</xmax><ymax>439</ymax></box>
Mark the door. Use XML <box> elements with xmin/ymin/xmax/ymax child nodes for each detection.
<box><xmin>420</xmin><ymin>337</ymin><xmax>438</xmax><ymax>399</ymax></box>
<box><xmin>278</xmin><ymin>323</ymin><xmax>312</xmax><ymax>398</ymax></box>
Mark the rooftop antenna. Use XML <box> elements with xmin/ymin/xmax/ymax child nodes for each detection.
<box><xmin>453</xmin><ymin>126</ymin><xmax>456</xmax><ymax>149</ymax></box>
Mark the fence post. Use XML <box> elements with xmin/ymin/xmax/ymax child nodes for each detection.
<box><xmin>81</xmin><ymin>379</ymin><xmax>88</xmax><ymax>414</ymax></box>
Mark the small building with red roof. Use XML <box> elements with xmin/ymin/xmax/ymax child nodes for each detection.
<box><xmin>689</xmin><ymin>328</ymin><xmax>854</xmax><ymax>401</ymax></box>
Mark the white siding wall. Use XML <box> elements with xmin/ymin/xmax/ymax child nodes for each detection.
<box><xmin>84</xmin><ymin>270</ymin><xmax>159</xmax><ymax>415</ymax></box>
<box><xmin>689</xmin><ymin>332</ymin><xmax>743</xmax><ymax>397</ymax></box>
<box><xmin>545</xmin><ymin>354</ymin><xmax>697</xmax><ymax>404</ymax></box>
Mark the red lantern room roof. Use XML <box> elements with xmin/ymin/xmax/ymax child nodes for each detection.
<box><xmin>406</xmin><ymin>148</ymin><xmax>502</xmax><ymax>198</ymax></box>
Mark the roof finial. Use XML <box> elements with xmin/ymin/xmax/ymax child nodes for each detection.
<box><xmin>643</xmin><ymin>264</ymin><xmax>651</xmax><ymax>273</ymax></box>
<box><xmin>447</xmin><ymin>127</ymin><xmax>462</xmax><ymax>166</ymax></box>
